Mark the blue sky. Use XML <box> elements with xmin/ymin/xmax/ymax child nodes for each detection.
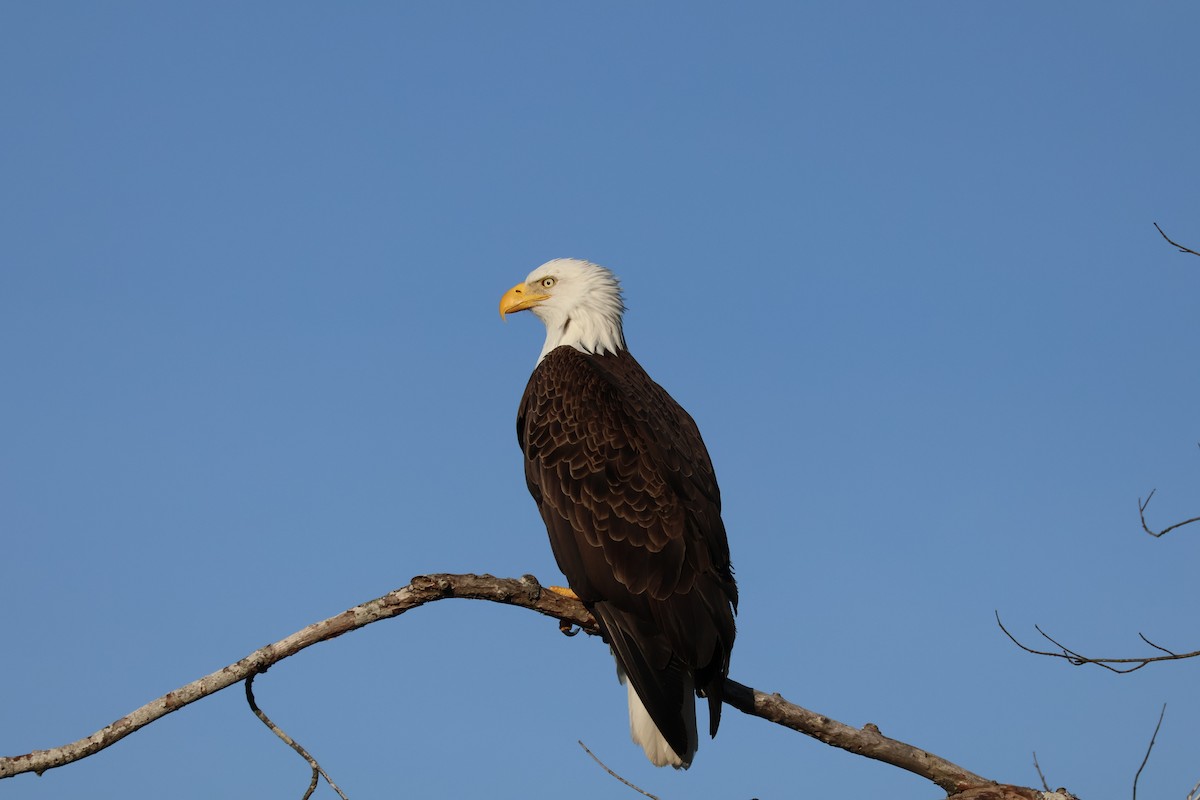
<box><xmin>2</xmin><ymin>3</ymin><xmax>1198</xmax><ymax>798</ymax></box>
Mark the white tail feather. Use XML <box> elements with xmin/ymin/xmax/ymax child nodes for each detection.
<box><xmin>625</xmin><ymin>676</ymin><xmax>697</xmax><ymax>769</ymax></box>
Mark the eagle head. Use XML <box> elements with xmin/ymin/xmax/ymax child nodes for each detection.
<box><xmin>500</xmin><ymin>259</ymin><xmax>626</xmax><ymax>362</ymax></box>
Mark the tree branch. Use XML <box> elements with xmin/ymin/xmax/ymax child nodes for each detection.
<box><xmin>1153</xmin><ymin>222</ymin><xmax>1200</xmax><ymax>258</ymax></box>
<box><xmin>1131</xmin><ymin>704</ymin><xmax>1166</xmax><ymax>800</ymax></box>
<box><xmin>2</xmin><ymin>573</ymin><xmax>1046</xmax><ymax>798</ymax></box>
<box><xmin>720</xmin><ymin>679</ymin><xmax>998</xmax><ymax>794</ymax></box>
<box><xmin>578</xmin><ymin>740</ymin><xmax>661</xmax><ymax>800</ymax></box>
<box><xmin>0</xmin><ymin>573</ymin><xmax>584</xmax><ymax>780</ymax></box>
<box><xmin>1139</xmin><ymin>488</ymin><xmax>1200</xmax><ymax>538</ymax></box>
<box><xmin>1032</xmin><ymin>751</ymin><xmax>1050</xmax><ymax>792</ymax></box>
<box><xmin>996</xmin><ymin>613</ymin><xmax>1200</xmax><ymax>672</ymax></box>
<box><xmin>245</xmin><ymin>673</ymin><xmax>348</xmax><ymax>800</ymax></box>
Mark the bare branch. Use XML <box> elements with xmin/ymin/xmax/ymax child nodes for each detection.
<box><xmin>719</xmin><ymin>680</ymin><xmax>996</xmax><ymax>794</ymax></box>
<box><xmin>1132</xmin><ymin>704</ymin><xmax>1166</xmax><ymax>800</ymax></box>
<box><xmin>0</xmin><ymin>574</ymin><xmax>591</xmax><ymax>780</ymax></box>
<box><xmin>578</xmin><ymin>740</ymin><xmax>660</xmax><ymax>800</ymax></box>
<box><xmin>997</xmin><ymin>613</ymin><xmax>1200</xmax><ymax>672</ymax></box>
<box><xmin>1032</xmin><ymin>751</ymin><xmax>1050</xmax><ymax>792</ymax></box>
<box><xmin>245</xmin><ymin>673</ymin><xmax>349</xmax><ymax>800</ymax></box>
<box><xmin>1139</xmin><ymin>489</ymin><xmax>1200</xmax><ymax>538</ymax></box>
<box><xmin>1138</xmin><ymin>632</ymin><xmax>1178</xmax><ymax>657</ymax></box>
<box><xmin>2</xmin><ymin>573</ymin><xmax>1048</xmax><ymax>797</ymax></box>
<box><xmin>1153</xmin><ymin>222</ymin><xmax>1200</xmax><ymax>257</ymax></box>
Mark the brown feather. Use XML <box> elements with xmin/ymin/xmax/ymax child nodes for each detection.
<box><xmin>517</xmin><ymin>346</ymin><xmax>737</xmax><ymax>757</ymax></box>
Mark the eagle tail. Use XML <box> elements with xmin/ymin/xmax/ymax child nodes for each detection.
<box><xmin>624</xmin><ymin>671</ymin><xmax>697</xmax><ymax>769</ymax></box>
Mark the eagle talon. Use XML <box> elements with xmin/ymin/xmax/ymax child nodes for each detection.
<box><xmin>549</xmin><ymin>587</ymin><xmax>582</xmax><ymax>634</ymax></box>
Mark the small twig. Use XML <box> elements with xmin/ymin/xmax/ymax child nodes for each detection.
<box><xmin>996</xmin><ymin>613</ymin><xmax>1200</xmax><ymax>673</ymax></box>
<box><xmin>1139</xmin><ymin>489</ymin><xmax>1200</xmax><ymax>538</ymax></box>
<box><xmin>1153</xmin><ymin>222</ymin><xmax>1200</xmax><ymax>257</ymax></box>
<box><xmin>1137</xmin><ymin>632</ymin><xmax>1178</xmax><ymax>657</ymax></box>
<box><xmin>1186</xmin><ymin>775</ymin><xmax>1200</xmax><ymax>800</ymax></box>
<box><xmin>245</xmin><ymin>673</ymin><xmax>349</xmax><ymax>800</ymax></box>
<box><xmin>577</xmin><ymin>740</ymin><xmax>660</xmax><ymax>800</ymax></box>
<box><xmin>1033</xmin><ymin>626</ymin><xmax>1099</xmax><ymax>668</ymax></box>
<box><xmin>1132</xmin><ymin>704</ymin><xmax>1166</xmax><ymax>800</ymax></box>
<box><xmin>1032</xmin><ymin>751</ymin><xmax>1050</xmax><ymax>792</ymax></box>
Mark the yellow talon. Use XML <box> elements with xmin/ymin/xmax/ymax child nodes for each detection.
<box><xmin>547</xmin><ymin>586</ymin><xmax>582</xmax><ymax>635</ymax></box>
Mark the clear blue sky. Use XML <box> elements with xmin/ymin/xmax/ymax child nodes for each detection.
<box><xmin>2</xmin><ymin>3</ymin><xmax>1198</xmax><ymax>798</ymax></box>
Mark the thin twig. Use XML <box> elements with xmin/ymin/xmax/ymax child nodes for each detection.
<box><xmin>1139</xmin><ymin>489</ymin><xmax>1200</xmax><ymax>538</ymax></box>
<box><xmin>577</xmin><ymin>740</ymin><xmax>660</xmax><ymax>800</ymax></box>
<box><xmin>1138</xmin><ymin>633</ymin><xmax>1178</xmax><ymax>657</ymax></box>
<box><xmin>1132</xmin><ymin>704</ymin><xmax>1166</xmax><ymax>800</ymax></box>
<box><xmin>1032</xmin><ymin>751</ymin><xmax>1050</xmax><ymax>792</ymax></box>
<box><xmin>1186</xmin><ymin>775</ymin><xmax>1200</xmax><ymax>800</ymax></box>
<box><xmin>245</xmin><ymin>673</ymin><xmax>349</xmax><ymax>800</ymax></box>
<box><xmin>1153</xmin><ymin>222</ymin><xmax>1200</xmax><ymax>257</ymax></box>
<box><xmin>996</xmin><ymin>613</ymin><xmax>1200</xmax><ymax>673</ymax></box>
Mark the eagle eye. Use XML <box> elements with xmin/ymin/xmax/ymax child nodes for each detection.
<box><xmin>540</xmin><ymin>277</ymin><xmax>556</xmax><ymax>289</ymax></box>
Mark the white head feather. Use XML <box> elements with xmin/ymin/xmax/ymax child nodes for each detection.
<box><xmin>515</xmin><ymin>259</ymin><xmax>627</xmax><ymax>363</ymax></box>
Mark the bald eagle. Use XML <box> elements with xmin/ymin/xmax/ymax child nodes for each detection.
<box><xmin>500</xmin><ymin>259</ymin><xmax>737</xmax><ymax>768</ymax></box>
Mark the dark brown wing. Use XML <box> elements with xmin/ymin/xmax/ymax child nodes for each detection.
<box><xmin>517</xmin><ymin>346</ymin><xmax>737</xmax><ymax>754</ymax></box>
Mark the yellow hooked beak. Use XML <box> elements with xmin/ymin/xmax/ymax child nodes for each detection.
<box><xmin>499</xmin><ymin>282</ymin><xmax>550</xmax><ymax>318</ymax></box>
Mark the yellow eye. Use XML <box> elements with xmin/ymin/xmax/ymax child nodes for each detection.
<box><xmin>540</xmin><ymin>277</ymin><xmax>556</xmax><ymax>289</ymax></box>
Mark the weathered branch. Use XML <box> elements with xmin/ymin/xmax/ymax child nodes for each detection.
<box><xmin>721</xmin><ymin>680</ymin><xmax>994</xmax><ymax>794</ymax></box>
<box><xmin>996</xmin><ymin>613</ymin><xmax>1200</xmax><ymax>673</ymax></box>
<box><xmin>0</xmin><ymin>573</ymin><xmax>583</xmax><ymax>780</ymax></box>
<box><xmin>3</xmin><ymin>573</ymin><xmax>1046</xmax><ymax>798</ymax></box>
